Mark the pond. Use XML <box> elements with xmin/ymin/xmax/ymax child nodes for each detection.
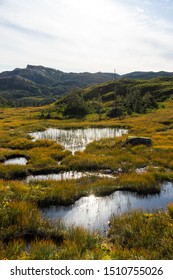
<box><xmin>29</xmin><ymin>127</ymin><xmax>128</xmax><ymax>154</ymax></box>
<box><xmin>42</xmin><ymin>181</ymin><xmax>173</xmax><ymax>235</ymax></box>
<box><xmin>26</xmin><ymin>171</ymin><xmax>116</xmax><ymax>182</ymax></box>
<box><xmin>4</xmin><ymin>157</ymin><xmax>27</xmax><ymax>165</ymax></box>
<box><xmin>26</xmin><ymin>171</ymin><xmax>86</xmax><ymax>182</ymax></box>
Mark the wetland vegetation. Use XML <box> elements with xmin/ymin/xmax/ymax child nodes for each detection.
<box><xmin>0</xmin><ymin>77</ymin><xmax>173</xmax><ymax>259</ymax></box>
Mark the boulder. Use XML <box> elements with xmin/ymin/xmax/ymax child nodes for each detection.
<box><xmin>123</xmin><ymin>136</ymin><xmax>152</xmax><ymax>147</ymax></box>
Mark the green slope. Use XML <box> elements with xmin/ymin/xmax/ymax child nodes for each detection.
<box><xmin>54</xmin><ymin>77</ymin><xmax>173</xmax><ymax>119</ymax></box>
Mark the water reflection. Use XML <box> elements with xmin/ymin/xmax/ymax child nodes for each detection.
<box><xmin>26</xmin><ymin>171</ymin><xmax>116</xmax><ymax>182</ymax></box>
<box><xmin>4</xmin><ymin>157</ymin><xmax>27</xmax><ymax>165</ymax></box>
<box><xmin>42</xmin><ymin>182</ymin><xmax>173</xmax><ymax>234</ymax></box>
<box><xmin>26</xmin><ymin>171</ymin><xmax>86</xmax><ymax>182</ymax></box>
<box><xmin>30</xmin><ymin>127</ymin><xmax>128</xmax><ymax>154</ymax></box>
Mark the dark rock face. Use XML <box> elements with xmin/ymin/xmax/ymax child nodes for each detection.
<box><xmin>123</xmin><ymin>136</ymin><xmax>152</xmax><ymax>147</ymax></box>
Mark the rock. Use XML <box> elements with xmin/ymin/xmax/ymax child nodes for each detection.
<box><xmin>118</xmin><ymin>168</ymin><xmax>123</xmax><ymax>173</ymax></box>
<box><xmin>112</xmin><ymin>168</ymin><xmax>123</xmax><ymax>174</ymax></box>
<box><xmin>136</xmin><ymin>167</ymin><xmax>147</xmax><ymax>174</ymax></box>
<box><xmin>123</xmin><ymin>136</ymin><xmax>152</xmax><ymax>147</ymax></box>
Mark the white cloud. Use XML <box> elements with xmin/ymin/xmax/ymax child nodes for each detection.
<box><xmin>0</xmin><ymin>0</ymin><xmax>173</xmax><ymax>73</ymax></box>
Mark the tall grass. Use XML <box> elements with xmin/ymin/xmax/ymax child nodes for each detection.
<box><xmin>29</xmin><ymin>240</ymin><xmax>58</xmax><ymax>260</ymax></box>
<box><xmin>117</xmin><ymin>172</ymin><xmax>160</xmax><ymax>194</ymax></box>
<box><xmin>108</xmin><ymin>209</ymin><xmax>173</xmax><ymax>259</ymax></box>
<box><xmin>0</xmin><ymin>239</ymin><xmax>27</xmax><ymax>260</ymax></box>
<box><xmin>2</xmin><ymin>208</ymin><xmax>173</xmax><ymax>260</ymax></box>
<box><xmin>0</xmin><ymin>200</ymin><xmax>44</xmax><ymax>240</ymax></box>
<box><xmin>0</xmin><ymin>164</ymin><xmax>28</xmax><ymax>180</ymax></box>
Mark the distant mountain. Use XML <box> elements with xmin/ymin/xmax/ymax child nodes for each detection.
<box><xmin>0</xmin><ymin>65</ymin><xmax>173</xmax><ymax>107</ymax></box>
<box><xmin>0</xmin><ymin>65</ymin><xmax>66</xmax><ymax>86</ymax></box>
<box><xmin>0</xmin><ymin>65</ymin><xmax>117</xmax><ymax>86</ymax></box>
<box><xmin>0</xmin><ymin>65</ymin><xmax>117</xmax><ymax>106</ymax></box>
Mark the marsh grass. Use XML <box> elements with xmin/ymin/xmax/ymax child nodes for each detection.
<box><xmin>0</xmin><ymin>177</ymin><xmax>118</xmax><ymax>207</ymax></box>
<box><xmin>0</xmin><ymin>200</ymin><xmax>44</xmax><ymax>237</ymax></box>
<box><xmin>0</xmin><ymin>239</ymin><xmax>27</xmax><ymax>260</ymax></box>
<box><xmin>2</xmin><ymin>208</ymin><xmax>173</xmax><ymax>259</ymax></box>
<box><xmin>0</xmin><ymin>101</ymin><xmax>173</xmax><ymax>259</ymax></box>
<box><xmin>0</xmin><ymin>164</ymin><xmax>28</xmax><ymax>180</ymax></box>
<box><xmin>28</xmin><ymin>176</ymin><xmax>118</xmax><ymax>206</ymax></box>
<box><xmin>62</xmin><ymin>153</ymin><xmax>117</xmax><ymax>171</ymax></box>
<box><xmin>117</xmin><ymin>172</ymin><xmax>160</xmax><ymax>193</ymax></box>
<box><xmin>29</xmin><ymin>239</ymin><xmax>58</xmax><ymax>260</ymax></box>
<box><xmin>54</xmin><ymin>227</ymin><xmax>100</xmax><ymax>260</ymax></box>
<box><xmin>0</xmin><ymin>197</ymin><xmax>64</xmax><ymax>248</ymax></box>
<box><xmin>27</xmin><ymin>145</ymin><xmax>68</xmax><ymax>174</ymax></box>
<box><xmin>0</xmin><ymin>148</ymin><xmax>27</xmax><ymax>162</ymax></box>
<box><xmin>7</xmin><ymin>138</ymin><xmax>34</xmax><ymax>150</ymax></box>
<box><xmin>108</xmin><ymin>209</ymin><xmax>173</xmax><ymax>259</ymax></box>
<box><xmin>167</xmin><ymin>203</ymin><xmax>173</xmax><ymax>219</ymax></box>
<box><xmin>0</xmin><ymin>139</ymin><xmax>69</xmax><ymax>178</ymax></box>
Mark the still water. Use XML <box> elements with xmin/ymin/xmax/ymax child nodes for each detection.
<box><xmin>4</xmin><ymin>157</ymin><xmax>27</xmax><ymax>165</ymax></box>
<box><xmin>26</xmin><ymin>171</ymin><xmax>116</xmax><ymax>182</ymax></box>
<box><xmin>30</xmin><ymin>127</ymin><xmax>128</xmax><ymax>154</ymax></box>
<box><xmin>26</xmin><ymin>171</ymin><xmax>86</xmax><ymax>182</ymax></box>
<box><xmin>42</xmin><ymin>182</ymin><xmax>173</xmax><ymax>234</ymax></box>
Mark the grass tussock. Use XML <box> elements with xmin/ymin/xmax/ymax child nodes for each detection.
<box><xmin>0</xmin><ymin>164</ymin><xmax>28</xmax><ymax>180</ymax></box>
<box><xmin>7</xmin><ymin>138</ymin><xmax>34</xmax><ymax>150</ymax></box>
<box><xmin>117</xmin><ymin>172</ymin><xmax>160</xmax><ymax>193</ymax></box>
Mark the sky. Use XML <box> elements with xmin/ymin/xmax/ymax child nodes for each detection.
<box><xmin>0</xmin><ymin>0</ymin><xmax>173</xmax><ymax>74</ymax></box>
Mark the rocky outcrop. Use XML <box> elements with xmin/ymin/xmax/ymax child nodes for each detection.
<box><xmin>123</xmin><ymin>136</ymin><xmax>152</xmax><ymax>147</ymax></box>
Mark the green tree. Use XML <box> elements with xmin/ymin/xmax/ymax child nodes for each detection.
<box><xmin>107</xmin><ymin>107</ymin><xmax>123</xmax><ymax>118</ymax></box>
<box><xmin>107</xmin><ymin>95</ymin><xmax>124</xmax><ymax>118</ymax></box>
<box><xmin>125</xmin><ymin>89</ymin><xmax>143</xmax><ymax>114</ymax></box>
<box><xmin>142</xmin><ymin>92</ymin><xmax>158</xmax><ymax>111</ymax></box>
<box><xmin>63</xmin><ymin>91</ymin><xmax>88</xmax><ymax>117</ymax></box>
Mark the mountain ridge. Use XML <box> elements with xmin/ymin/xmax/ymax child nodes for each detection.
<box><xmin>1</xmin><ymin>65</ymin><xmax>173</xmax><ymax>81</ymax></box>
<box><xmin>0</xmin><ymin>65</ymin><xmax>173</xmax><ymax>107</ymax></box>
<box><xmin>0</xmin><ymin>65</ymin><xmax>117</xmax><ymax>86</ymax></box>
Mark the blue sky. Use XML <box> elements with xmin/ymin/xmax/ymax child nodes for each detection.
<box><xmin>0</xmin><ymin>0</ymin><xmax>173</xmax><ymax>74</ymax></box>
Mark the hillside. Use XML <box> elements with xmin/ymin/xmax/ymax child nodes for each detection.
<box><xmin>54</xmin><ymin>76</ymin><xmax>173</xmax><ymax>119</ymax></box>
